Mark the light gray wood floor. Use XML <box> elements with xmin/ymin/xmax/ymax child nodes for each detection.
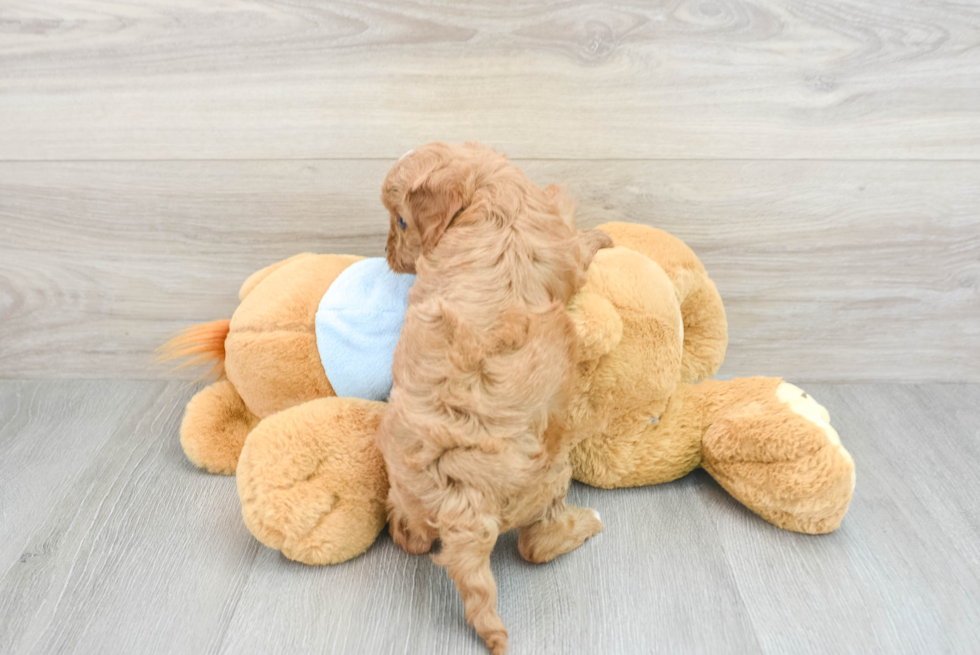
<box><xmin>2</xmin><ymin>380</ymin><xmax>978</xmax><ymax>654</ymax></box>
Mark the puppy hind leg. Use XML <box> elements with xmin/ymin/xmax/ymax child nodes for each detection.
<box><xmin>433</xmin><ymin>517</ymin><xmax>508</xmax><ymax>655</ymax></box>
<box><xmin>387</xmin><ymin>491</ymin><xmax>435</xmax><ymax>555</ymax></box>
<box><xmin>518</xmin><ymin>499</ymin><xmax>604</xmax><ymax>564</ymax></box>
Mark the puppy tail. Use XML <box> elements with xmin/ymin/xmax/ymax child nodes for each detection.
<box><xmin>156</xmin><ymin>319</ymin><xmax>231</xmax><ymax>380</ymax></box>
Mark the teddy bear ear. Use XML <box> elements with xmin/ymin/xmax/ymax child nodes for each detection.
<box><xmin>670</xmin><ymin>267</ymin><xmax>728</xmax><ymax>383</ymax></box>
<box><xmin>593</xmin><ymin>221</ymin><xmax>729</xmax><ymax>383</ymax></box>
<box><xmin>567</xmin><ymin>291</ymin><xmax>623</xmax><ymax>362</ymax></box>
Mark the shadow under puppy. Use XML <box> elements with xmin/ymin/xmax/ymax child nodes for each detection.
<box><xmin>377</xmin><ymin>142</ymin><xmax>611</xmax><ymax>654</ymax></box>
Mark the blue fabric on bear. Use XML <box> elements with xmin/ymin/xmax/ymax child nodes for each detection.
<box><xmin>315</xmin><ymin>258</ymin><xmax>416</xmax><ymax>401</ymax></box>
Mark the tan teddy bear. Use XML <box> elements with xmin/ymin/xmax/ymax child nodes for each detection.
<box><xmin>163</xmin><ymin>222</ymin><xmax>855</xmax><ymax>565</ymax></box>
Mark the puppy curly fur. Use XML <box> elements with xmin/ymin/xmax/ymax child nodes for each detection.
<box><xmin>377</xmin><ymin>142</ymin><xmax>610</xmax><ymax>654</ymax></box>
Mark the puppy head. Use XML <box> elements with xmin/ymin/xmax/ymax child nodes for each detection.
<box><xmin>381</xmin><ymin>142</ymin><xmax>491</xmax><ymax>273</ymax></box>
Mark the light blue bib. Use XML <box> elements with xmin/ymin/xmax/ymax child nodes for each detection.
<box><xmin>314</xmin><ymin>258</ymin><xmax>416</xmax><ymax>401</ymax></box>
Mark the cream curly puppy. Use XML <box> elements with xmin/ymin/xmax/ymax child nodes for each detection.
<box><xmin>376</xmin><ymin>142</ymin><xmax>609</xmax><ymax>654</ymax></box>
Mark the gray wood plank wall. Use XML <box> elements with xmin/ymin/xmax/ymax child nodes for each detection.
<box><xmin>1</xmin><ymin>1</ymin><xmax>978</xmax><ymax>381</ymax></box>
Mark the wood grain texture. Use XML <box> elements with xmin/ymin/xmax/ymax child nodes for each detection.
<box><xmin>0</xmin><ymin>380</ymin><xmax>261</xmax><ymax>655</ymax></box>
<box><xmin>699</xmin><ymin>383</ymin><xmax>980</xmax><ymax>654</ymax></box>
<box><xmin>1</xmin><ymin>0</ymin><xmax>979</xmax><ymax>160</ymax></box>
<box><xmin>0</xmin><ymin>381</ymin><xmax>158</xmax><ymax>572</ymax></box>
<box><xmin>218</xmin><ymin>481</ymin><xmax>761</xmax><ymax>655</ymax></box>
<box><xmin>2</xmin><ymin>380</ymin><xmax>979</xmax><ymax>654</ymax></box>
<box><xmin>2</xmin><ymin>160</ymin><xmax>977</xmax><ymax>381</ymax></box>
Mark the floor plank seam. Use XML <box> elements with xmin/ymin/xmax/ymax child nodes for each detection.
<box><xmin>694</xmin><ymin>483</ymin><xmax>768</xmax><ymax>654</ymax></box>
<box><xmin>208</xmin><ymin>542</ymin><xmax>263</xmax><ymax>655</ymax></box>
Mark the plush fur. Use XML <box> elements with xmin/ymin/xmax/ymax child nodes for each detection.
<box><xmin>237</xmin><ymin>397</ymin><xmax>388</xmax><ymax>565</ymax></box>
<box><xmin>377</xmin><ymin>143</ymin><xmax>608</xmax><ymax>654</ymax></box>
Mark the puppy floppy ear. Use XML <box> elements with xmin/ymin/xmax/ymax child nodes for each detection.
<box><xmin>407</xmin><ymin>162</ymin><xmax>468</xmax><ymax>256</ymax></box>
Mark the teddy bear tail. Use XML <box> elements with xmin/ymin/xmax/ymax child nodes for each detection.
<box><xmin>156</xmin><ymin>318</ymin><xmax>232</xmax><ymax>380</ymax></box>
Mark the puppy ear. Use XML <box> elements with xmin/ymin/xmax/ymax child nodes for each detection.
<box><xmin>407</xmin><ymin>163</ymin><xmax>467</xmax><ymax>256</ymax></box>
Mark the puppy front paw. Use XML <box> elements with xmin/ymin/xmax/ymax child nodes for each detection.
<box><xmin>518</xmin><ymin>505</ymin><xmax>604</xmax><ymax>563</ymax></box>
<box><xmin>580</xmin><ymin>228</ymin><xmax>614</xmax><ymax>253</ymax></box>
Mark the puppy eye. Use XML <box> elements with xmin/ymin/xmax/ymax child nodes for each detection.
<box><xmin>397</xmin><ymin>216</ymin><xmax>407</xmax><ymax>231</ymax></box>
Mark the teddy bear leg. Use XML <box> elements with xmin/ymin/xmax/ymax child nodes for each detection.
<box><xmin>700</xmin><ymin>379</ymin><xmax>856</xmax><ymax>534</ymax></box>
<box><xmin>180</xmin><ymin>379</ymin><xmax>259</xmax><ymax>475</ymax></box>
<box><xmin>236</xmin><ymin>397</ymin><xmax>389</xmax><ymax>565</ymax></box>
<box><xmin>518</xmin><ymin>499</ymin><xmax>604</xmax><ymax>564</ymax></box>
